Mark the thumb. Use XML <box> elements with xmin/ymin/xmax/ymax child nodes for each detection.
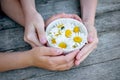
<box><xmin>84</xmin><ymin>24</ymin><xmax>96</xmax><ymax>43</ymax></box>
<box><xmin>36</xmin><ymin>24</ymin><xmax>47</xmax><ymax>45</ymax></box>
<box><xmin>39</xmin><ymin>32</ymin><xmax>47</xmax><ymax>44</ymax></box>
<box><xmin>40</xmin><ymin>47</ymin><xmax>63</xmax><ymax>56</ymax></box>
<box><xmin>88</xmin><ymin>33</ymin><xmax>94</xmax><ymax>43</ymax></box>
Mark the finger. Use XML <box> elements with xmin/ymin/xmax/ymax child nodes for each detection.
<box><xmin>46</xmin><ymin>13</ymin><xmax>68</xmax><ymax>26</ymax></box>
<box><xmin>26</xmin><ymin>41</ymin><xmax>36</xmax><ymax>48</ymax></box>
<box><xmin>86</xmin><ymin>26</ymin><xmax>97</xmax><ymax>43</ymax></box>
<box><xmin>34</xmin><ymin>23</ymin><xmax>47</xmax><ymax>45</ymax></box>
<box><xmin>87</xmin><ymin>30</ymin><xmax>95</xmax><ymax>43</ymax></box>
<box><xmin>88</xmin><ymin>33</ymin><xmax>94</xmax><ymax>43</ymax></box>
<box><xmin>66</xmin><ymin>49</ymin><xmax>79</xmax><ymax>61</ymax></box>
<box><xmin>75</xmin><ymin>42</ymin><xmax>96</xmax><ymax>66</ymax></box>
<box><xmin>75</xmin><ymin>46</ymin><xmax>95</xmax><ymax>66</ymax></box>
<box><xmin>76</xmin><ymin>42</ymin><xmax>95</xmax><ymax>60</ymax></box>
<box><xmin>56</xmin><ymin>60</ymin><xmax>74</xmax><ymax>71</ymax></box>
<box><xmin>26</xmin><ymin>39</ymin><xmax>37</xmax><ymax>48</ymax></box>
<box><xmin>50</xmin><ymin>49</ymin><xmax>79</xmax><ymax>65</ymax></box>
<box><xmin>67</xmin><ymin>14</ymin><xmax>82</xmax><ymax>22</ymax></box>
<box><xmin>40</xmin><ymin>47</ymin><xmax>63</xmax><ymax>56</ymax></box>
<box><xmin>24</xmin><ymin>25</ymin><xmax>41</xmax><ymax>47</ymax></box>
<box><xmin>29</xmin><ymin>33</ymin><xmax>42</xmax><ymax>47</ymax></box>
<box><xmin>46</xmin><ymin>13</ymin><xmax>82</xmax><ymax>27</ymax></box>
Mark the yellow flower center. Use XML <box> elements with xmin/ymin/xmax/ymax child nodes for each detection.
<box><xmin>73</xmin><ymin>26</ymin><xmax>80</xmax><ymax>33</ymax></box>
<box><xmin>51</xmin><ymin>38</ymin><xmax>56</xmax><ymax>44</ymax></box>
<box><xmin>58</xmin><ymin>42</ymin><xmax>67</xmax><ymax>49</ymax></box>
<box><xmin>73</xmin><ymin>36</ymin><xmax>82</xmax><ymax>43</ymax></box>
<box><xmin>57</xmin><ymin>24</ymin><xmax>64</xmax><ymax>28</ymax></box>
<box><xmin>65</xmin><ymin>29</ymin><xmax>72</xmax><ymax>38</ymax></box>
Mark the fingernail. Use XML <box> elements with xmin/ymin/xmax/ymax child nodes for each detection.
<box><xmin>89</xmin><ymin>37</ymin><xmax>93</xmax><ymax>43</ymax></box>
<box><xmin>75</xmin><ymin>61</ymin><xmax>80</xmax><ymax>66</ymax></box>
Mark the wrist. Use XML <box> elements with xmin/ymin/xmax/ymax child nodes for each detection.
<box><xmin>82</xmin><ymin>18</ymin><xmax>95</xmax><ymax>27</ymax></box>
<box><xmin>23</xmin><ymin>50</ymin><xmax>33</xmax><ymax>67</ymax></box>
<box><xmin>20</xmin><ymin>0</ymin><xmax>37</xmax><ymax>15</ymax></box>
<box><xmin>25</xmin><ymin>9</ymin><xmax>38</xmax><ymax>17</ymax></box>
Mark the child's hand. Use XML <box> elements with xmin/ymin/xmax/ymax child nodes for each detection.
<box><xmin>28</xmin><ymin>47</ymin><xmax>79</xmax><ymax>71</ymax></box>
<box><xmin>24</xmin><ymin>11</ymin><xmax>47</xmax><ymax>47</ymax></box>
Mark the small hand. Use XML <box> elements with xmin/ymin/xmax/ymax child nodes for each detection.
<box><xmin>75</xmin><ymin>22</ymin><xmax>99</xmax><ymax>66</ymax></box>
<box><xmin>29</xmin><ymin>47</ymin><xmax>79</xmax><ymax>71</ymax></box>
<box><xmin>24</xmin><ymin>11</ymin><xmax>47</xmax><ymax>47</ymax></box>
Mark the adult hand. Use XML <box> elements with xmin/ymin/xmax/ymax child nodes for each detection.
<box><xmin>75</xmin><ymin>22</ymin><xmax>98</xmax><ymax>66</ymax></box>
<box><xmin>46</xmin><ymin>13</ymin><xmax>82</xmax><ymax>27</ymax></box>
<box><xmin>28</xmin><ymin>47</ymin><xmax>79</xmax><ymax>71</ymax></box>
<box><xmin>46</xmin><ymin>13</ymin><xmax>98</xmax><ymax>66</ymax></box>
<box><xmin>24</xmin><ymin>11</ymin><xmax>47</xmax><ymax>47</ymax></box>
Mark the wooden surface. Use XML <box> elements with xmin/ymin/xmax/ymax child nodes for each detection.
<box><xmin>0</xmin><ymin>0</ymin><xmax>120</xmax><ymax>80</ymax></box>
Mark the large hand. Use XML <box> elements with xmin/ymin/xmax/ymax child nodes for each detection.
<box><xmin>24</xmin><ymin>11</ymin><xmax>47</xmax><ymax>47</ymax></box>
<box><xmin>28</xmin><ymin>47</ymin><xmax>79</xmax><ymax>71</ymax></box>
<box><xmin>75</xmin><ymin>22</ymin><xmax>99</xmax><ymax>66</ymax></box>
<box><xmin>46</xmin><ymin>13</ymin><xmax>98</xmax><ymax>66</ymax></box>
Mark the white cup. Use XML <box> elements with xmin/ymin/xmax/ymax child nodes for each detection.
<box><xmin>46</xmin><ymin>18</ymin><xmax>88</xmax><ymax>53</ymax></box>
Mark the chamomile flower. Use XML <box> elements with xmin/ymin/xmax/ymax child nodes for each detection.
<box><xmin>73</xmin><ymin>26</ymin><xmax>80</xmax><ymax>33</ymax></box>
<box><xmin>55</xmin><ymin>36</ymin><xmax>69</xmax><ymax>49</ymax></box>
<box><xmin>64</xmin><ymin>23</ymin><xmax>74</xmax><ymax>38</ymax></box>
<box><xmin>71</xmin><ymin>33</ymin><xmax>86</xmax><ymax>49</ymax></box>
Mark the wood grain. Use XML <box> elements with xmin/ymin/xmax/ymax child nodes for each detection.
<box><xmin>0</xmin><ymin>0</ymin><xmax>120</xmax><ymax>80</ymax></box>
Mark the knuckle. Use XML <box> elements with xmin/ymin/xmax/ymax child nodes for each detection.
<box><xmin>25</xmin><ymin>35</ymin><xmax>33</xmax><ymax>41</ymax></box>
<box><xmin>48</xmin><ymin>59</ymin><xmax>53</xmax><ymax>65</ymax></box>
<box><xmin>64</xmin><ymin>58</ymin><xmax>70</xmax><ymax>63</ymax></box>
<box><xmin>48</xmin><ymin>59</ymin><xmax>55</xmax><ymax>67</ymax></box>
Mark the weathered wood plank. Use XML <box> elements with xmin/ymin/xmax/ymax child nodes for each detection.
<box><xmin>96</xmin><ymin>0</ymin><xmax>120</xmax><ymax>15</ymax></box>
<box><xmin>95</xmin><ymin>11</ymin><xmax>120</xmax><ymax>33</ymax></box>
<box><xmin>25</xmin><ymin>59</ymin><xmax>120</xmax><ymax>80</ymax></box>
<box><xmin>0</xmin><ymin>57</ymin><xmax>120</xmax><ymax>80</ymax></box>
<box><xmin>80</xmin><ymin>31</ymin><xmax>120</xmax><ymax>66</ymax></box>
<box><xmin>0</xmin><ymin>28</ymin><xmax>31</xmax><ymax>52</ymax></box>
<box><xmin>0</xmin><ymin>0</ymin><xmax>120</xmax><ymax>30</ymax></box>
